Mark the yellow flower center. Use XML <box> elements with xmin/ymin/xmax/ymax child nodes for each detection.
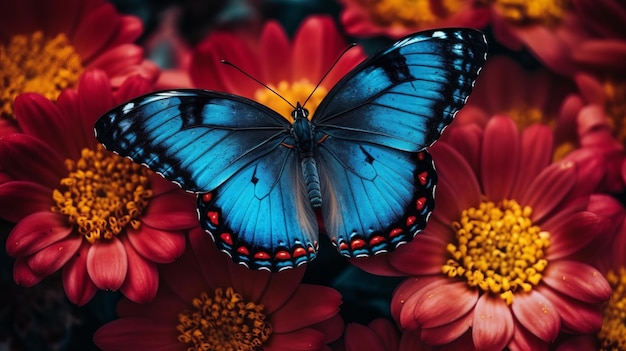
<box><xmin>505</xmin><ymin>107</ymin><xmax>547</xmax><ymax>130</ymax></box>
<box><xmin>52</xmin><ymin>145</ymin><xmax>152</xmax><ymax>244</ymax></box>
<box><xmin>0</xmin><ymin>31</ymin><xmax>82</xmax><ymax>119</ymax></box>
<box><xmin>354</xmin><ymin>0</ymin><xmax>466</xmax><ymax>29</ymax></box>
<box><xmin>442</xmin><ymin>199</ymin><xmax>550</xmax><ymax>305</ymax></box>
<box><xmin>254</xmin><ymin>79</ymin><xmax>327</xmax><ymax>123</ymax></box>
<box><xmin>603</xmin><ymin>81</ymin><xmax>626</xmax><ymax>145</ymax></box>
<box><xmin>481</xmin><ymin>0</ymin><xmax>570</xmax><ymax>26</ymax></box>
<box><xmin>598</xmin><ymin>268</ymin><xmax>626</xmax><ymax>351</ymax></box>
<box><xmin>177</xmin><ymin>287</ymin><xmax>272</xmax><ymax>351</ymax></box>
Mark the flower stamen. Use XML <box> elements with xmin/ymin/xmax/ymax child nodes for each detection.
<box><xmin>481</xmin><ymin>0</ymin><xmax>570</xmax><ymax>26</ymax></box>
<box><xmin>354</xmin><ymin>0</ymin><xmax>466</xmax><ymax>29</ymax></box>
<box><xmin>177</xmin><ymin>287</ymin><xmax>272</xmax><ymax>351</ymax></box>
<box><xmin>0</xmin><ymin>31</ymin><xmax>82</xmax><ymax>118</ymax></box>
<box><xmin>254</xmin><ymin>79</ymin><xmax>327</xmax><ymax>122</ymax></box>
<box><xmin>603</xmin><ymin>81</ymin><xmax>626</xmax><ymax>144</ymax></box>
<box><xmin>442</xmin><ymin>199</ymin><xmax>550</xmax><ymax>304</ymax></box>
<box><xmin>598</xmin><ymin>268</ymin><xmax>626</xmax><ymax>351</ymax></box>
<box><xmin>52</xmin><ymin>145</ymin><xmax>152</xmax><ymax>243</ymax></box>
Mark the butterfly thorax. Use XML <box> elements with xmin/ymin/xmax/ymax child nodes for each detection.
<box><xmin>290</xmin><ymin>102</ymin><xmax>322</xmax><ymax>208</ymax></box>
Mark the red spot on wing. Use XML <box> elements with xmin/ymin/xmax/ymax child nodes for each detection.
<box><xmin>207</xmin><ymin>211</ymin><xmax>219</xmax><ymax>225</ymax></box>
<box><xmin>339</xmin><ymin>242</ymin><xmax>349</xmax><ymax>250</ymax></box>
<box><xmin>275</xmin><ymin>251</ymin><xmax>291</xmax><ymax>260</ymax></box>
<box><xmin>389</xmin><ymin>228</ymin><xmax>404</xmax><ymax>238</ymax></box>
<box><xmin>369</xmin><ymin>236</ymin><xmax>386</xmax><ymax>246</ymax></box>
<box><xmin>254</xmin><ymin>251</ymin><xmax>271</xmax><ymax>260</ymax></box>
<box><xmin>418</xmin><ymin>171</ymin><xmax>428</xmax><ymax>186</ymax></box>
<box><xmin>237</xmin><ymin>246</ymin><xmax>250</xmax><ymax>256</ymax></box>
<box><xmin>220</xmin><ymin>233</ymin><xmax>233</xmax><ymax>245</ymax></box>
<box><xmin>202</xmin><ymin>192</ymin><xmax>213</xmax><ymax>202</ymax></box>
<box><xmin>308</xmin><ymin>246</ymin><xmax>316</xmax><ymax>253</ymax></box>
<box><xmin>316</xmin><ymin>134</ymin><xmax>329</xmax><ymax>144</ymax></box>
<box><xmin>417</xmin><ymin>152</ymin><xmax>425</xmax><ymax>161</ymax></box>
<box><xmin>350</xmin><ymin>239</ymin><xmax>366</xmax><ymax>249</ymax></box>
<box><xmin>406</xmin><ymin>216</ymin><xmax>416</xmax><ymax>226</ymax></box>
<box><xmin>280</xmin><ymin>142</ymin><xmax>295</xmax><ymax>149</ymax></box>
<box><xmin>416</xmin><ymin>197</ymin><xmax>426</xmax><ymax>210</ymax></box>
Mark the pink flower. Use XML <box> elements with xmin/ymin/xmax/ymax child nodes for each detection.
<box><xmin>338</xmin><ymin>0</ymin><xmax>490</xmax><ymax>39</ymax></box>
<box><xmin>357</xmin><ymin>117</ymin><xmax>612</xmax><ymax>349</ymax></box>
<box><xmin>0</xmin><ymin>70</ymin><xmax>197</xmax><ymax>305</ymax></box>
<box><xmin>94</xmin><ymin>228</ymin><xmax>344</xmax><ymax>351</ymax></box>
<box><xmin>189</xmin><ymin>15</ymin><xmax>366</xmax><ymax>120</ymax></box>
<box><xmin>0</xmin><ymin>0</ymin><xmax>159</xmax><ymax>119</ymax></box>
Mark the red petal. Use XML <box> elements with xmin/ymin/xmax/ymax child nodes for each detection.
<box><xmin>545</xmin><ymin>211</ymin><xmax>604</xmax><ymax>260</ymax></box>
<box><xmin>311</xmin><ymin>313</ymin><xmax>344</xmax><ymax>344</ymax></box>
<box><xmin>107</xmin><ymin>15</ymin><xmax>143</xmax><ymax>48</ymax></box>
<box><xmin>472</xmin><ymin>294</ymin><xmax>514</xmax><ymax>351</ymax></box>
<box><xmin>368</xmin><ymin>318</ymin><xmax>400</xmax><ymax>349</ymax></box>
<box><xmin>541</xmin><ymin>260</ymin><xmax>611</xmax><ymax>303</ymax></box>
<box><xmin>62</xmin><ymin>243</ymin><xmax>97</xmax><ymax>306</ymax></box>
<box><xmin>85</xmin><ymin>43</ymin><xmax>144</xmax><ymax>74</ymax></box>
<box><xmin>519</xmin><ymin>160</ymin><xmax>577</xmax><ymax>222</ymax></box>
<box><xmin>0</xmin><ymin>181</ymin><xmax>52</xmax><ymax>222</ymax></box>
<box><xmin>264</xmin><ymin>328</ymin><xmax>326</xmax><ymax>351</ymax></box>
<box><xmin>510</xmin><ymin>125</ymin><xmax>554</xmax><ymax>198</ymax></box>
<box><xmin>87</xmin><ymin>238</ymin><xmax>128</xmax><ymax>290</ymax></box>
<box><xmin>73</xmin><ymin>3</ymin><xmax>121</xmax><ymax>62</ymax></box>
<box><xmin>389</xmin><ymin>222</ymin><xmax>451</xmax><ymax>275</ymax></box>
<box><xmin>126</xmin><ymin>226</ymin><xmax>185</xmax><ymax>263</ymax></box>
<box><xmin>292</xmin><ymin>16</ymin><xmax>343</xmax><ymax>83</ymax></box>
<box><xmin>537</xmin><ymin>285</ymin><xmax>603</xmax><ymax>334</ymax></box>
<box><xmin>13</xmin><ymin>257</ymin><xmax>45</xmax><ymax>287</ymax></box>
<box><xmin>6</xmin><ymin>211</ymin><xmax>72</xmax><ymax>257</ymax></box>
<box><xmin>259</xmin><ymin>20</ymin><xmax>290</xmax><ymax>84</ymax></box>
<box><xmin>140</xmin><ymin>191</ymin><xmax>197</xmax><ymax>230</ymax></box>
<box><xmin>258</xmin><ymin>267</ymin><xmax>306</xmax><ymax>314</ymax></box>
<box><xmin>350</xmin><ymin>253</ymin><xmax>405</xmax><ymax>277</ymax></box>
<box><xmin>481</xmin><ymin>117</ymin><xmax>520</xmax><ymax>201</ymax></box>
<box><xmin>511</xmin><ymin>290</ymin><xmax>560</xmax><ymax>342</ymax></box>
<box><xmin>77</xmin><ymin>70</ymin><xmax>114</xmax><ymax>138</ymax></box>
<box><xmin>0</xmin><ymin>134</ymin><xmax>65</xmax><ymax>188</ymax></box>
<box><xmin>26</xmin><ymin>236</ymin><xmax>82</xmax><ymax>276</ymax></box>
<box><xmin>391</xmin><ymin>276</ymin><xmax>439</xmax><ymax>327</ymax></box>
<box><xmin>508</xmin><ymin>320</ymin><xmax>549</xmax><ymax>351</ymax></box>
<box><xmin>344</xmin><ymin>323</ymin><xmax>388</xmax><ymax>351</ymax></box>
<box><xmin>94</xmin><ymin>318</ymin><xmax>181</xmax><ymax>351</ymax></box>
<box><xmin>270</xmin><ymin>285</ymin><xmax>341</xmax><ymax>333</ymax></box>
<box><xmin>119</xmin><ymin>236</ymin><xmax>159</xmax><ymax>303</ymax></box>
<box><xmin>419</xmin><ymin>310</ymin><xmax>473</xmax><ymax>345</ymax></box>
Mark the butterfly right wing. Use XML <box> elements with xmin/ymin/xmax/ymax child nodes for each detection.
<box><xmin>95</xmin><ymin>90</ymin><xmax>319</xmax><ymax>271</ymax></box>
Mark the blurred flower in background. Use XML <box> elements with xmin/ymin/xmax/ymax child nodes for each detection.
<box><xmin>1</xmin><ymin>0</ymin><xmax>626</xmax><ymax>350</ymax></box>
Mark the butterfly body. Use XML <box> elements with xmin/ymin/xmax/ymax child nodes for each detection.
<box><xmin>95</xmin><ymin>28</ymin><xmax>488</xmax><ymax>271</ymax></box>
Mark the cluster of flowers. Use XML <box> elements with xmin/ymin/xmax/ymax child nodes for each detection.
<box><xmin>1</xmin><ymin>0</ymin><xmax>625</xmax><ymax>350</ymax></box>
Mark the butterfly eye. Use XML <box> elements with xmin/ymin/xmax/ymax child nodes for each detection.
<box><xmin>291</xmin><ymin>106</ymin><xmax>309</xmax><ymax>120</ymax></box>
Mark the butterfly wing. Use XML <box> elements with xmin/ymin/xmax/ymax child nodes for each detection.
<box><xmin>312</xmin><ymin>28</ymin><xmax>487</xmax><ymax>257</ymax></box>
<box><xmin>95</xmin><ymin>90</ymin><xmax>318</xmax><ymax>271</ymax></box>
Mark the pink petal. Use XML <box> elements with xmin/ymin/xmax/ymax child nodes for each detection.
<box><xmin>419</xmin><ymin>309</ymin><xmax>473</xmax><ymax>345</ymax></box>
<box><xmin>62</xmin><ymin>243</ymin><xmax>98</xmax><ymax>306</ymax></box>
<box><xmin>481</xmin><ymin>117</ymin><xmax>520</xmax><ymax>201</ymax></box>
<box><xmin>344</xmin><ymin>323</ymin><xmax>389</xmax><ymax>351</ymax></box>
<box><xmin>472</xmin><ymin>294</ymin><xmax>514</xmax><ymax>351</ymax></box>
<box><xmin>13</xmin><ymin>257</ymin><xmax>45</xmax><ymax>287</ymax></box>
<box><xmin>94</xmin><ymin>318</ymin><xmax>181</xmax><ymax>351</ymax></box>
<box><xmin>439</xmin><ymin>124</ymin><xmax>483</xmax><ymax>177</ymax></box>
<box><xmin>545</xmin><ymin>211</ymin><xmax>604</xmax><ymax>260</ymax></box>
<box><xmin>264</xmin><ymin>328</ymin><xmax>326</xmax><ymax>351</ymax></box>
<box><xmin>26</xmin><ymin>235</ymin><xmax>82</xmax><ymax>276</ymax></box>
<box><xmin>0</xmin><ymin>134</ymin><xmax>65</xmax><ymax>188</ymax></box>
<box><xmin>6</xmin><ymin>211</ymin><xmax>72</xmax><ymax>257</ymax></box>
<box><xmin>510</xmin><ymin>125</ymin><xmax>554</xmax><ymax>198</ymax></box>
<box><xmin>511</xmin><ymin>290</ymin><xmax>560</xmax><ymax>342</ymax></box>
<box><xmin>0</xmin><ymin>181</ymin><xmax>54</xmax><ymax>223</ymax></box>
<box><xmin>389</xmin><ymin>223</ymin><xmax>451</xmax><ymax>275</ymax></box>
<box><xmin>541</xmin><ymin>260</ymin><xmax>611</xmax><ymax>303</ymax></box>
<box><xmin>350</xmin><ymin>253</ymin><xmax>406</xmax><ymax>277</ymax></box>
<box><xmin>87</xmin><ymin>238</ymin><xmax>128</xmax><ymax>291</ymax></box>
<box><xmin>126</xmin><ymin>225</ymin><xmax>185</xmax><ymax>263</ymax></box>
<box><xmin>119</xmin><ymin>236</ymin><xmax>159</xmax><ymax>303</ymax></box>
<box><xmin>537</xmin><ymin>285</ymin><xmax>603</xmax><ymax>334</ymax></box>
<box><xmin>519</xmin><ymin>160</ymin><xmax>576</xmax><ymax>223</ymax></box>
<box><xmin>508</xmin><ymin>320</ymin><xmax>549</xmax><ymax>351</ymax></box>
<box><xmin>270</xmin><ymin>284</ymin><xmax>341</xmax><ymax>333</ymax></box>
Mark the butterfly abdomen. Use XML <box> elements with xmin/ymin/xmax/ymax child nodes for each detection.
<box><xmin>301</xmin><ymin>156</ymin><xmax>322</xmax><ymax>207</ymax></box>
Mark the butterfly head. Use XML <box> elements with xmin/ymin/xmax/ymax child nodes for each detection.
<box><xmin>291</xmin><ymin>102</ymin><xmax>309</xmax><ymax>121</ymax></box>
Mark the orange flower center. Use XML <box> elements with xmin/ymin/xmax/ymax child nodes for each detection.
<box><xmin>254</xmin><ymin>79</ymin><xmax>327</xmax><ymax>123</ymax></box>
<box><xmin>598</xmin><ymin>268</ymin><xmax>626</xmax><ymax>351</ymax></box>
<box><xmin>481</xmin><ymin>0</ymin><xmax>570</xmax><ymax>26</ymax></box>
<box><xmin>52</xmin><ymin>145</ymin><xmax>152</xmax><ymax>244</ymax></box>
<box><xmin>355</xmin><ymin>0</ymin><xmax>467</xmax><ymax>29</ymax></box>
<box><xmin>0</xmin><ymin>31</ymin><xmax>82</xmax><ymax>118</ymax></box>
<box><xmin>442</xmin><ymin>199</ymin><xmax>551</xmax><ymax>305</ymax></box>
<box><xmin>177</xmin><ymin>287</ymin><xmax>272</xmax><ymax>351</ymax></box>
<box><xmin>603</xmin><ymin>81</ymin><xmax>626</xmax><ymax>145</ymax></box>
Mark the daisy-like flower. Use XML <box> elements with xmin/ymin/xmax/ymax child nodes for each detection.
<box><xmin>0</xmin><ymin>0</ymin><xmax>159</xmax><ymax>119</ymax></box>
<box><xmin>94</xmin><ymin>227</ymin><xmax>344</xmax><ymax>351</ymax></box>
<box><xmin>339</xmin><ymin>318</ymin><xmax>434</xmax><ymax>351</ymax></box>
<box><xmin>189</xmin><ymin>15</ymin><xmax>366</xmax><ymax>121</ymax></box>
<box><xmin>0</xmin><ymin>70</ymin><xmax>198</xmax><ymax>305</ymax></box>
<box><xmin>337</xmin><ymin>0</ymin><xmax>490</xmax><ymax>39</ymax></box>
<box><xmin>357</xmin><ymin>117</ymin><xmax>612</xmax><ymax>349</ymax></box>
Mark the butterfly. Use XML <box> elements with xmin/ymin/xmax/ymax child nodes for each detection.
<box><xmin>95</xmin><ymin>28</ymin><xmax>487</xmax><ymax>272</ymax></box>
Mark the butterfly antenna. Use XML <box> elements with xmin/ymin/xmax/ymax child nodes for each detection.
<box><xmin>220</xmin><ymin>59</ymin><xmax>296</xmax><ymax>110</ymax></box>
<box><xmin>302</xmin><ymin>43</ymin><xmax>357</xmax><ymax>108</ymax></box>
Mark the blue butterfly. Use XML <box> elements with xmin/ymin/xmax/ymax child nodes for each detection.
<box><xmin>95</xmin><ymin>28</ymin><xmax>487</xmax><ymax>271</ymax></box>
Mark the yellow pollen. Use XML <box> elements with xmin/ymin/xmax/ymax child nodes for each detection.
<box><xmin>481</xmin><ymin>0</ymin><xmax>570</xmax><ymax>25</ymax></box>
<box><xmin>177</xmin><ymin>287</ymin><xmax>272</xmax><ymax>351</ymax></box>
<box><xmin>52</xmin><ymin>145</ymin><xmax>152</xmax><ymax>244</ymax></box>
<box><xmin>505</xmin><ymin>107</ymin><xmax>549</xmax><ymax>130</ymax></box>
<box><xmin>598</xmin><ymin>268</ymin><xmax>626</xmax><ymax>351</ymax></box>
<box><xmin>353</xmin><ymin>0</ymin><xmax>466</xmax><ymax>29</ymax></box>
<box><xmin>442</xmin><ymin>199</ymin><xmax>550</xmax><ymax>305</ymax></box>
<box><xmin>254</xmin><ymin>79</ymin><xmax>327</xmax><ymax>123</ymax></box>
<box><xmin>603</xmin><ymin>81</ymin><xmax>626</xmax><ymax>145</ymax></box>
<box><xmin>0</xmin><ymin>31</ymin><xmax>82</xmax><ymax>119</ymax></box>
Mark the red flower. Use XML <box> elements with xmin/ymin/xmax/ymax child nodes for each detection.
<box><xmin>0</xmin><ymin>0</ymin><xmax>159</xmax><ymax>119</ymax></box>
<box><xmin>338</xmin><ymin>0</ymin><xmax>490</xmax><ymax>39</ymax></box>
<box><xmin>356</xmin><ymin>117</ymin><xmax>612</xmax><ymax>349</ymax></box>
<box><xmin>189</xmin><ymin>15</ymin><xmax>366</xmax><ymax>120</ymax></box>
<box><xmin>94</xmin><ymin>228</ymin><xmax>344</xmax><ymax>351</ymax></box>
<box><xmin>0</xmin><ymin>71</ymin><xmax>197</xmax><ymax>305</ymax></box>
<box><xmin>339</xmin><ymin>318</ymin><xmax>434</xmax><ymax>351</ymax></box>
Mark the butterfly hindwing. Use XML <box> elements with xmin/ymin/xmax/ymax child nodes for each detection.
<box><xmin>312</xmin><ymin>28</ymin><xmax>487</xmax><ymax>257</ymax></box>
<box><xmin>95</xmin><ymin>90</ymin><xmax>319</xmax><ymax>270</ymax></box>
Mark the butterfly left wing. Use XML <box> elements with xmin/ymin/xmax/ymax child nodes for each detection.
<box><xmin>95</xmin><ymin>90</ymin><xmax>319</xmax><ymax>271</ymax></box>
<box><xmin>312</xmin><ymin>29</ymin><xmax>487</xmax><ymax>257</ymax></box>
